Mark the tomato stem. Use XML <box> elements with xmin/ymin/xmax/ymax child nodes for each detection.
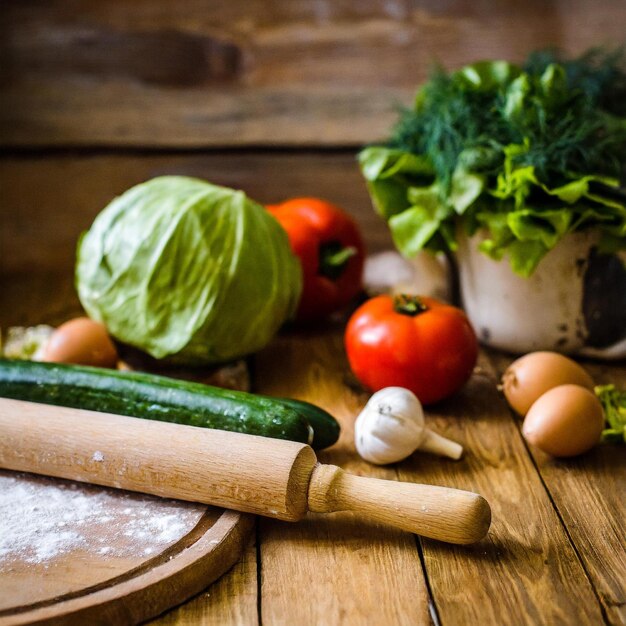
<box><xmin>393</xmin><ymin>294</ymin><xmax>428</xmax><ymax>316</ymax></box>
<box><xmin>319</xmin><ymin>241</ymin><xmax>357</xmax><ymax>281</ymax></box>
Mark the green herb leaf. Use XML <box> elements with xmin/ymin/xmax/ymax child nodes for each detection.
<box><xmin>388</xmin><ymin>199</ymin><xmax>452</xmax><ymax>258</ymax></box>
<box><xmin>595</xmin><ymin>384</ymin><xmax>626</xmax><ymax>444</ymax></box>
<box><xmin>449</xmin><ymin>168</ymin><xmax>485</xmax><ymax>214</ymax></box>
<box><xmin>359</xmin><ymin>49</ymin><xmax>626</xmax><ymax>275</ymax></box>
<box><xmin>359</xmin><ymin>147</ymin><xmax>434</xmax><ymax>219</ymax></box>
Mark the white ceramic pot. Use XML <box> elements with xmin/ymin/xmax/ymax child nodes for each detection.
<box><xmin>456</xmin><ymin>230</ymin><xmax>626</xmax><ymax>358</ymax></box>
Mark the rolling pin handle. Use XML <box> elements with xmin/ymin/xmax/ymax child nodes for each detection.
<box><xmin>307</xmin><ymin>463</ymin><xmax>491</xmax><ymax>545</ymax></box>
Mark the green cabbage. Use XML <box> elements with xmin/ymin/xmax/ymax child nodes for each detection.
<box><xmin>76</xmin><ymin>176</ymin><xmax>302</xmax><ymax>365</ymax></box>
<box><xmin>359</xmin><ymin>51</ymin><xmax>626</xmax><ymax>276</ymax></box>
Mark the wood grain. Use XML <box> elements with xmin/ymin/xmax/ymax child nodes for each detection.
<box><xmin>397</xmin><ymin>352</ymin><xmax>608</xmax><ymax>625</ymax></box>
<box><xmin>254</xmin><ymin>326</ymin><xmax>432</xmax><ymax>625</ymax></box>
<box><xmin>2</xmin><ymin>1</ymin><xmax>625</xmax><ymax>147</ymax></box>
<box><xmin>307</xmin><ymin>463</ymin><xmax>491</xmax><ymax>544</ymax></box>
<box><xmin>0</xmin><ymin>482</ymin><xmax>253</xmax><ymax>626</ymax></box>
<box><xmin>0</xmin><ymin>152</ymin><xmax>392</xmax><ymax>278</ymax></box>
<box><xmin>149</xmin><ymin>534</ymin><xmax>259</xmax><ymax>626</ymax></box>
<box><xmin>490</xmin><ymin>353</ymin><xmax>626</xmax><ymax>625</ymax></box>
<box><xmin>10</xmin><ymin>511</ymin><xmax>253</xmax><ymax>626</ymax></box>
<box><xmin>2</xmin><ymin>270</ymin><xmax>624</xmax><ymax>624</ymax></box>
<box><xmin>2</xmin><ymin>148</ymin><xmax>625</xmax><ymax>624</ymax></box>
<box><xmin>0</xmin><ymin>471</ymin><xmax>206</xmax><ymax>612</ymax></box>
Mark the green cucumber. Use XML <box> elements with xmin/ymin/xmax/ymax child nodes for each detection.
<box><xmin>276</xmin><ymin>397</ymin><xmax>341</xmax><ymax>449</ymax></box>
<box><xmin>0</xmin><ymin>359</ymin><xmax>340</xmax><ymax>450</ymax></box>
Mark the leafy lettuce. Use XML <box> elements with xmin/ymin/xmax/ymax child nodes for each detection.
<box><xmin>359</xmin><ymin>53</ymin><xmax>626</xmax><ymax>276</ymax></box>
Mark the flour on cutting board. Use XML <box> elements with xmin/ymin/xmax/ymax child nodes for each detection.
<box><xmin>0</xmin><ymin>470</ymin><xmax>206</xmax><ymax>566</ymax></box>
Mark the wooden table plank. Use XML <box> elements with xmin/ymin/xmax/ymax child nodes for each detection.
<box><xmin>490</xmin><ymin>354</ymin><xmax>626</xmax><ymax>625</ymax></box>
<box><xmin>0</xmin><ymin>152</ymin><xmax>391</xmax><ymax>278</ymax></box>
<box><xmin>150</xmin><ymin>534</ymin><xmax>259</xmax><ymax>626</ymax></box>
<box><xmin>2</xmin><ymin>1</ymin><xmax>626</xmax><ymax>147</ymax></box>
<box><xmin>254</xmin><ymin>327</ymin><xmax>433</xmax><ymax>626</ymax></box>
<box><xmin>395</xmin><ymin>353</ymin><xmax>607</xmax><ymax>625</ymax></box>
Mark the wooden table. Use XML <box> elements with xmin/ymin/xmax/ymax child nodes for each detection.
<box><xmin>2</xmin><ymin>4</ymin><xmax>625</xmax><ymax>623</ymax></box>
<box><xmin>158</xmin><ymin>331</ymin><xmax>626</xmax><ymax>626</ymax></box>
<box><xmin>2</xmin><ymin>172</ymin><xmax>625</xmax><ymax>624</ymax></box>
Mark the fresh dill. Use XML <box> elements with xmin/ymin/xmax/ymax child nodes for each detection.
<box><xmin>389</xmin><ymin>48</ymin><xmax>626</xmax><ymax>193</ymax></box>
<box><xmin>360</xmin><ymin>48</ymin><xmax>626</xmax><ymax>275</ymax></box>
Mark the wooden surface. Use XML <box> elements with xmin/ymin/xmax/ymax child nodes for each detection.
<box><xmin>0</xmin><ymin>153</ymin><xmax>392</xmax><ymax>278</ymax></box>
<box><xmin>2</xmin><ymin>1</ymin><xmax>626</xmax><ymax>148</ymax></box>
<box><xmin>307</xmin><ymin>463</ymin><xmax>491</xmax><ymax>544</ymax></box>
<box><xmin>255</xmin><ymin>331</ymin><xmax>626</xmax><ymax>626</ymax></box>
<box><xmin>0</xmin><ymin>470</ymin><xmax>253</xmax><ymax>625</ymax></box>
<box><xmin>2</xmin><ymin>2</ymin><xmax>625</xmax><ymax>620</ymax></box>
<box><xmin>1</xmin><ymin>151</ymin><xmax>625</xmax><ymax>625</ymax></box>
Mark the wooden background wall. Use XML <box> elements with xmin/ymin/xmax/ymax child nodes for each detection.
<box><xmin>2</xmin><ymin>0</ymin><xmax>626</xmax><ymax>148</ymax></box>
<box><xmin>1</xmin><ymin>0</ymin><xmax>625</xmax><ymax>300</ymax></box>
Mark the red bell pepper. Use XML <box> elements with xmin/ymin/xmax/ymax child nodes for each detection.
<box><xmin>267</xmin><ymin>197</ymin><xmax>365</xmax><ymax>322</ymax></box>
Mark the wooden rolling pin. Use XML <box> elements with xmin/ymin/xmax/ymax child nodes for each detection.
<box><xmin>0</xmin><ymin>398</ymin><xmax>491</xmax><ymax>544</ymax></box>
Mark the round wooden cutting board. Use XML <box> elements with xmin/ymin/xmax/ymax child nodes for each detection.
<box><xmin>0</xmin><ymin>470</ymin><xmax>254</xmax><ymax>626</ymax></box>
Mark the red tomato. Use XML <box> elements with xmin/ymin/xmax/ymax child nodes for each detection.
<box><xmin>267</xmin><ymin>198</ymin><xmax>365</xmax><ymax>322</ymax></box>
<box><xmin>344</xmin><ymin>294</ymin><xmax>478</xmax><ymax>404</ymax></box>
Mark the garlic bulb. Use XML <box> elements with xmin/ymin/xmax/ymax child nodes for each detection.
<box><xmin>355</xmin><ymin>387</ymin><xmax>463</xmax><ymax>465</ymax></box>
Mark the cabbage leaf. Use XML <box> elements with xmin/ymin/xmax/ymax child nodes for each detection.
<box><xmin>76</xmin><ymin>176</ymin><xmax>302</xmax><ymax>364</ymax></box>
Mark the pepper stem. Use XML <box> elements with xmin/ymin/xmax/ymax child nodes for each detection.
<box><xmin>393</xmin><ymin>294</ymin><xmax>428</xmax><ymax>316</ymax></box>
<box><xmin>319</xmin><ymin>241</ymin><xmax>357</xmax><ymax>281</ymax></box>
